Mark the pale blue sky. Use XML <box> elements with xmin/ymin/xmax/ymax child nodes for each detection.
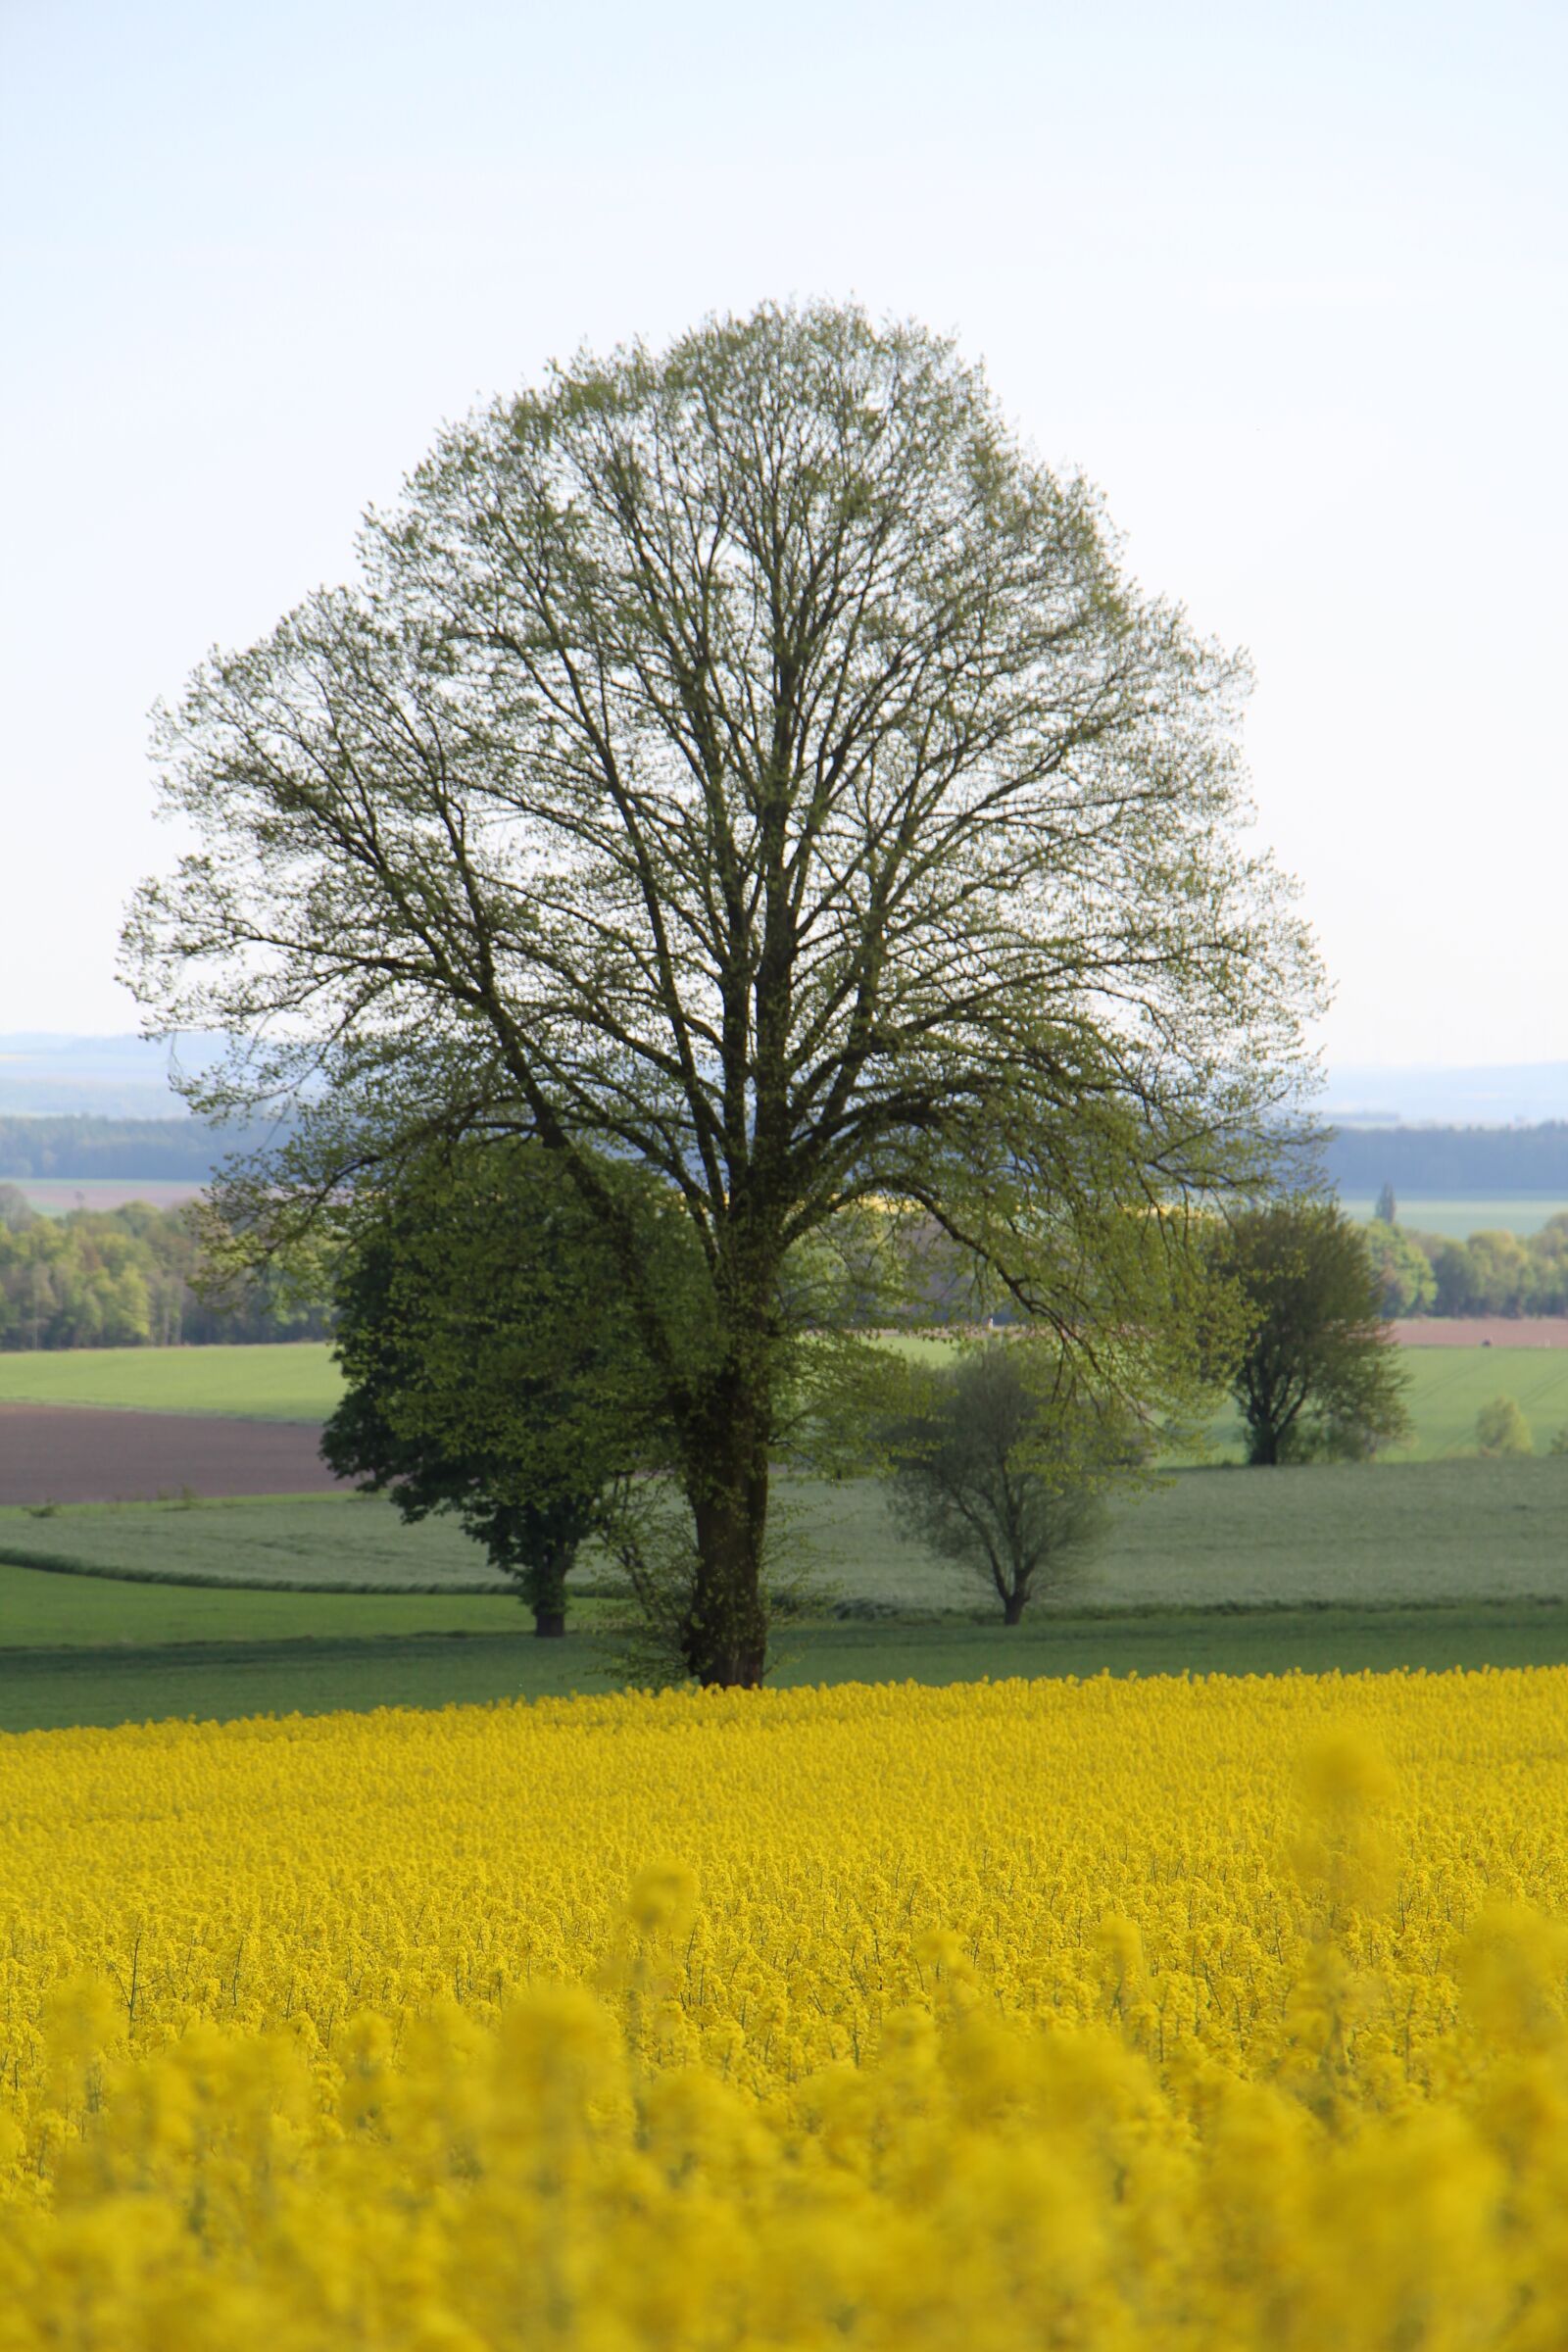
<box><xmin>3</xmin><ymin>0</ymin><xmax>1563</xmax><ymax>1064</ymax></box>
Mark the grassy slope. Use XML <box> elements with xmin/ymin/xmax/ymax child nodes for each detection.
<box><xmin>0</xmin><ymin>1493</ymin><xmax>514</xmax><ymax>1590</ymax></box>
<box><xmin>0</xmin><ymin>1561</ymin><xmax>620</xmax><ymax>1645</ymax></box>
<box><xmin>2</xmin><ymin>1457</ymin><xmax>1566</xmax><ymax>1733</ymax></box>
<box><xmin>1195</xmin><ymin>1348</ymin><xmax>1568</xmax><ymax>1461</ymax></box>
<box><xmin>2</xmin><ymin>1339</ymin><xmax>1565</xmax><ymax>1734</ymax></box>
<box><xmin>6</xmin><ymin>1460</ymin><xmax>1564</xmax><ymax>1611</ymax></box>
<box><xmin>1391</xmin><ymin>1348</ymin><xmax>1568</xmax><ymax>1457</ymax></box>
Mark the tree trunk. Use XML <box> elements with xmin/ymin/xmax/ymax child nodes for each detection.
<box><xmin>517</xmin><ymin>1539</ymin><xmax>572</xmax><ymax>1639</ymax></box>
<box><xmin>1003</xmin><ymin>1588</ymin><xmax>1028</xmax><ymax>1626</ymax></box>
<box><xmin>679</xmin><ymin>1358</ymin><xmax>771</xmax><ymax>1688</ymax></box>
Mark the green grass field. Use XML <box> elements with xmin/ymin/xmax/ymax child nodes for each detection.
<box><xmin>6</xmin><ymin>1601</ymin><xmax>1568</xmax><ymax>1736</ymax></box>
<box><xmin>1339</xmin><ymin>1198</ymin><xmax>1568</xmax><ymax>1239</ymax></box>
<box><xmin>0</xmin><ymin>1342</ymin><xmax>340</xmax><ymax>1420</ymax></box>
<box><xmin>7</xmin><ymin>1460</ymin><xmax>1565</xmax><ymax>1610</ymax></box>
<box><xmin>1391</xmin><ymin>1348</ymin><xmax>1568</xmax><ymax>1457</ymax></box>
<box><xmin>17</xmin><ymin>1183</ymin><xmax>1562</xmax><ymax>1236</ymax></box>
<box><xmin>0</xmin><ymin>1559</ymin><xmax>618</xmax><ymax>1645</ymax></box>
<box><xmin>0</xmin><ymin>1492</ymin><xmax>514</xmax><ymax>1590</ymax></box>
<box><xmin>3</xmin><ymin>1339</ymin><xmax>1566</xmax><ymax>1735</ymax></box>
<box><xmin>1200</xmin><ymin>1346</ymin><xmax>1568</xmax><ymax>1462</ymax></box>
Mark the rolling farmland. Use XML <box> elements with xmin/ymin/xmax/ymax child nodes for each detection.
<box><xmin>3</xmin><ymin>1457</ymin><xmax>1565</xmax><ymax>1733</ymax></box>
<box><xmin>1</xmin><ymin>1338</ymin><xmax>1564</xmax><ymax>1736</ymax></box>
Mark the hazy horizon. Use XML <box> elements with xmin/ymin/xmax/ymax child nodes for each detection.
<box><xmin>2</xmin><ymin>1032</ymin><xmax>1565</xmax><ymax>1127</ymax></box>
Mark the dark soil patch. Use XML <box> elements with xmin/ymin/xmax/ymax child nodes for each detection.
<box><xmin>0</xmin><ymin>1405</ymin><xmax>348</xmax><ymax>1505</ymax></box>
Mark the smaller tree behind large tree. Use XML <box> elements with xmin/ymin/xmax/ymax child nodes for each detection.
<box><xmin>880</xmin><ymin>1343</ymin><xmax>1140</xmax><ymax>1622</ymax></box>
<box><xmin>1205</xmin><ymin>1200</ymin><xmax>1410</xmax><ymax>1465</ymax></box>
<box><xmin>322</xmin><ymin>1141</ymin><xmax>700</xmax><ymax>1633</ymax></box>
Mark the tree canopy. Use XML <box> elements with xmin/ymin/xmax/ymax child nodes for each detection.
<box><xmin>0</xmin><ymin>1196</ymin><xmax>332</xmax><ymax>1348</ymax></box>
<box><xmin>1204</xmin><ymin>1200</ymin><xmax>1411</xmax><ymax>1465</ymax></box>
<box><xmin>125</xmin><ymin>300</ymin><xmax>1321</xmax><ymax>1684</ymax></box>
<box><xmin>320</xmin><ymin>1140</ymin><xmax>701</xmax><ymax>1632</ymax></box>
<box><xmin>880</xmin><ymin>1342</ymin><xmax>1138</xmax><ymax>1623</ymax></box>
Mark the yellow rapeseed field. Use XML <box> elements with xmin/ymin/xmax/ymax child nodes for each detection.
<box><xmin>4</xmin><ymin>1667</ymin><xmax>1568</xmax><ymax>2347</ymax></box>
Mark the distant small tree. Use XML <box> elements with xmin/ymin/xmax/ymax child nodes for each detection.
<box><xmin>879</xmin><ymin>1343</ymin><xmax>1138</xmax><ymax>1623</ymax></box>
<box><xmin>1374</xmin><ymin>1183</ymin><xmax>1397</xmax><ymax>1225</ymax></box>
<box><xmin>1548</xmin><ymin>1422</ymin><xmax>1568</xmax><ymax>1458</ymax></box>
<box><xmin>1203</xmin><ymin>1200</ymin><xmax>1411</xmax><ymax>1465</ymax></box>
<box><xmin>1475</xmin><ymin>1396</ymin><xmax>1533</xmax><ymax>1459</ymax></box>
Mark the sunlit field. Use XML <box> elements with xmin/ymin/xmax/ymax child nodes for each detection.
<box><xmin>4</xmin><ymin>1338</ymin><xmax>1568</xmax><ymax>1463</ymax></box>
<box><xmin>0</xmin><ymin>1341</ymin><xmax>339</xmax><ymax>1421</ymax></box>
<box><xmin>5</xmin><ymin>1669</ymin><xmax>1568</xmax><ymax>2346</ymax></box>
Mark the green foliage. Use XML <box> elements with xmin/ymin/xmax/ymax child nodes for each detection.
<box><xmin>0</xmin><ymin>1199</ymin><xmax>333</xmax><ymax>1349</ymax></box>
<box><xmin>1205</xmin><ymin>1200</ymin><xmax>1412</xmax><ymax>1466</ymax></box>
<box><xmin>0</xmin><ymin>1183</ymin><xmax>36</xmax><ymax>1233</ymax></box>
<box><xmin>322</xmin><ymin>1140</ymin><xmax>710</xmax><ymax>1634</ymax></box>
<box><xmin>1359</xmin><ymin>1220</ymin><xmax>1438</xmax><ymax>1317</ymax></box>
<box><xmin>1476</xmin><ymin>1395</ymin><xmax>1534</xmax><ymax>1458</ymax></box>
<box><xmin>1374</xmin><ymin>1182</ymin><xmax>1397</xmax><ymax>1225</ymax></box>
<box><xmin>877</xmin><ymin>1341</ymin><xmax>1140</xmax><ymax>1622</ymax></box>
<box><xmin>1387</xmin><ymin>1212</ymin><xmax>1568</xmax><ymax>1316</ymax></box>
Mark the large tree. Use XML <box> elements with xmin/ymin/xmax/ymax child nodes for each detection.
<box><xmin>125</xmin><ymin>301</ymin><xmax>1321</xmax><ymax>1687</ymax></box>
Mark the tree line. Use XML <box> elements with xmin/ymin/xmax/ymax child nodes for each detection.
<box><xmin>0</xmin><ymin>1114</ymin><xmax>272</xmax><ymax>1181</ymax></box>
<box><xmin>1361</xmin><ymin>1213</ymin><xmax>1568</xmax><ymax>1317</ymax></box>
<box><xmin>0</xmin><ymin>1190</ymin><xmax>332</xmax><ymax>1349</ymax></box>
<box><xmin>1325</xmin><ymin>1122</ymin><xmax>1568</xmax><ymax>1195</ymax></box>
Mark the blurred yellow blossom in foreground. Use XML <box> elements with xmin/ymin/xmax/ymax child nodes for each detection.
<box><xmin>4</xmin><ymin>1667</ymin><xmax>1568</xmax><ymax>2345</ymax></box>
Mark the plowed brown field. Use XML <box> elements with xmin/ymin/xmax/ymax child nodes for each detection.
<box><xmin>0</xmin><ymin>1406</ymin><xmax>348</xmax><ymax>1506</ymax></box>
<box><xmin>1389</xmin><ymin>1317</ymin><xmax>1568</xmax><ymax>1347</ymax></box>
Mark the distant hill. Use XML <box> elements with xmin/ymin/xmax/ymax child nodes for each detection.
<box><xmin>0</xmin><ymin>1033</ymin><xmax>226</xmax><ymax>1116</ymax></box>
<box><xmin>9</xmin><ymin>1036</ymin><xmax>1564</xmax><ymax>1125</ymax></box>
<box><xmin>0</xmin><ymin>1115</ymin><xmax>275</xmax><ymax>1181</ymax></box>
<box><xmin>1324</xmin><ymin>1062</ymin><xmax>1568</xmax><ymax>1125</ymax></box>
<box><xmin>1323</xmin><ymin>1123</ymin><xmax>1568</xmax><ymax>1197</ymax></box>
<box><xmin>6</xmin><ymin>1039</ymin><xmax>1565</xmax><ymax>1195</ymax></box>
